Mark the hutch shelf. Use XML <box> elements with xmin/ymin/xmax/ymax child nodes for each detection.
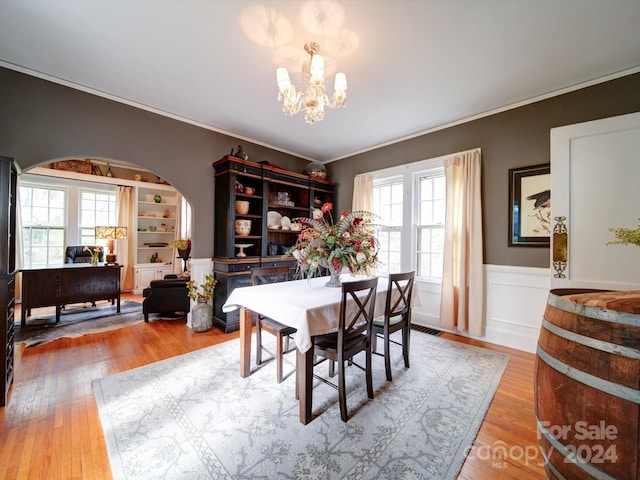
<box><xmin>212</xmin><ymin>155</ymin><xmax>335</xmax><ymax>332</ymax></box>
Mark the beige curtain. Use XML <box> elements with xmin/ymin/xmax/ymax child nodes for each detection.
<box><xmin>439</xmin><ymin>149</ymin><xmax>484</xmax><ymax>336</ymax></box>
<box><xmin>352</xmin><ymin>174</ymin><xmax>373</xmax><ymax>211</ymax></box>
<box><xmin>116</xmin><ymin>186</ymin><xmax>134</xmax><ymax>291</ymax></box>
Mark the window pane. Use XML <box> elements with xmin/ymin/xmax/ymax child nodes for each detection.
<box><xmin>434</xmin><ymin>176</ymin><xmax>446</xmax><ymax>198</ymax></box>
<box><xmin>20</xmin><ymin>185</ymin><xmax>67</xmax><ymax>267</ymax></box>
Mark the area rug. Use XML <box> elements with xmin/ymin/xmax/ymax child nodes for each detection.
<box><xmin>16</xmin><ymin>300</ymin><xmax>143</xmax><ymax>347</ymax></box>
<box><xmin>93</xmin><ymin>331</ymin><xmax>509</xmax><ymax>479</ymax></box>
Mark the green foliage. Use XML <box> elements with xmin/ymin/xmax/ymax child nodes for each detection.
<box><xmin>187</xmin><ymin>273</ymin><xmax>217</xmax><ymax>301</ymax></box>
<box><xmin>607</xmin><ymin>219</ymin><xmax>640</xmax><ymax>247</ymax></box>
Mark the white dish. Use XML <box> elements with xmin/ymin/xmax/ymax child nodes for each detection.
<box><xmin>281</xmin><ymin>216</ymin><xmax>291</xmax><ymax>230</ymax></box>
<box><xmin>267</xmin><ymin>211</ymin><xmax>282</xmax><ymax>227</ymax></box>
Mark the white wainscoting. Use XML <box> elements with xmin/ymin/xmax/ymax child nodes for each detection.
<box><xmin>412</xmin><ymin>265</ymin><xmax>551</xmax><ymax>353</ymax></box>
<box><xmin>482</xmin><ymin>265</ymin><xmax>550</xmax><ymax>353</ymax></box>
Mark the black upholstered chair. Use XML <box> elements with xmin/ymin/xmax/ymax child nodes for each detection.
<box><xmin>372</xmin><ymin>271</ymin><xmax>415</xmax><ymax>381</ymax></box>
<box><xmin>312</xmin><ymin>276</ymin><xmax>378</xmax><ymax>422</ymax></box>
<box><xmin>65</xmin><ymin>245</ymin><xmax>104</xmax><ymax>263</ymax></box>
<box><xmin>251</xmin><ymin>266</ymin><xmax>297</xmax><ymax>383</ymax></box>
<box><xmin>142</xmin><ymin>275</ymin><xmax>190</xmax><ymax>322</ymax></box>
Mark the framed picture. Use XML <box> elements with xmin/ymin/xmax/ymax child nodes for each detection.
<box><xmin>509</xmin><ymin>163</ymin><xmax>551</xmax><ymax>246</ymax></box>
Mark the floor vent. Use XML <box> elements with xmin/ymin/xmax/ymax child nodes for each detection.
<box><xmin>411</xmin><ymin>324</ymin><xmax>443</xmax><ymax>336</ymax></box>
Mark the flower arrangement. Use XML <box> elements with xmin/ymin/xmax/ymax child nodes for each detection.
<box><xmin>173</xmin><ymin>238</ymin><xmax>191</xmax><ymax>250</ymax></box>
<box><xmin>607</xmin><ymin>218</ymin><xmax>640</xmax><ymax>247</ymax></box>
<box><xmin>186</xmin><ymin>273</ymin><xmax>217</xmax><ymax>302</ymax></box>
<box><xmin>286</xmin><ymin>202</ymin><xmax>379</xmax><ymax>279</ymax></box>
<box><xmin>83</xmin><ymin>246</ymin><xmax>101</xmax><ymax>264</ymax></box>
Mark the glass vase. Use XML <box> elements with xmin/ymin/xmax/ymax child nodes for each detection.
<box><xmin>191</xmin><ymin>299</ymin><xmax>213</xmax><ymax>332</ymax></box>
<box><xmin>325</xmin><ymin>266</ymin><xmax>342</xmax><ymax>288</ymax></box>
<box><xmin>91</xmin><ymin>256</ymin><xmax>99</xmax><ymax>266</ymax></box>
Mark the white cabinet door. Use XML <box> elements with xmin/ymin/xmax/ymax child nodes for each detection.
<box><xmin>550</xmin><ymin>111</ymin><xmax>640</xmax><ymax>291</ymax></box>
<box><xmin>133</xmin><ymin>264</ymin><xmax>174</xmax><ymax>293</ymax></box>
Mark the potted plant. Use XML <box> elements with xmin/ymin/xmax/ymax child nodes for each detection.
<box><xmin>186</xmin><ymin>273</ymin><xmax>217</xmax><ymax>332</ymax></box>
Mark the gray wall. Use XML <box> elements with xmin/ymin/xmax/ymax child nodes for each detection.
<box><xmin>0</xmin><ymin>67</ymin><xmax>309</xmax><ymax>258</ymax></box>
<box><xmin>3</xmin><ymin>66</ymin><xmax>640</xmax><ymax>266</ymax></box>
<box><xmin>328</xmin><ymin>72</ymin><xmax>640</xmax><ymax>268</ymax></box>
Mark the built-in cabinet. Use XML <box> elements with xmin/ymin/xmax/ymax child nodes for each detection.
<box><xmin>212</xmin><ymin>155</ymin><xmax>335</xmax><ymax>332</ymax></box>
<box><xmin>133</xmin><ymin>184</ymin><xmax>180</xmax><ymax>293</ymax></box>
<box><xmin>0</xmin><ymin>156</ymin><xmax>18</xmax><ymax>406</ymax></box>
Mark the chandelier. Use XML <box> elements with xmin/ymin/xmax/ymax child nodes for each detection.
<box><xmin>276</xmin><ymin>42</ymin><xmax>347</xmax><ymax>124</ymax></box>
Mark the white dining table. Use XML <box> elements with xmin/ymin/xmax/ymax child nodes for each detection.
<box><xmin>222</xmin><ymin>274</ymin><xmax>392</xmax><ymax>424</ymax></box>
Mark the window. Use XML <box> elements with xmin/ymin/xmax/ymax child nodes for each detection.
<box><xmin>372</xmin><ymin>177</ymin><xmax>403</xmax><ymax>274</ymax></box>
<box><xmin>369</xmin><ymin>155</ymin><xmax>448</xmax><ymax>281</ymax></box>
<box><xmin>80</xmin><ymin>190</ymin><xmax>117</xmax><ymax>245</ymax></box>
<box><xmin>416</xmin><ymin>171</ymin><xmax>445</xmax><ymax>278</ymax></box>
<box><xmin>20</xmin><ymin>185</ymin><xmax>66</xmax><ymax>267</ymax></box>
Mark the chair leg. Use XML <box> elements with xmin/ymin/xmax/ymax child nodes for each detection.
<box><xmin>403</xmin><ymin>324</ymin><xmax>410</xmax><ymax>368</ymax></box>
<box><xmin>384</xmin><ymin>327</ymin><xmax>393</xmax><ymax>381</ymax></box>
<box><xmin>338</xmin><ymin>359</ymin><xmax>348</xmax><ymax>422</ymax></box>
<box><xmin>366</xmin><ymin>346</ymin><xmax>374</xmax><ymax>399</ymax></box>
<box><xmin>256</xmin><ymin>317</ymin><xmax>263</xmax><ymax>365</ymax></box>
<box><xmin>144</xmin><ymin>312</ymin><xmax>149</xmax><ymax>322</ymax></box>
<box><xmin>276</xmin><ymin>333</ymin><xmax>284</xmax><ymax>383</ymax></box>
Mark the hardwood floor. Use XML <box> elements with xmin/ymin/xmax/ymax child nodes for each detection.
<box><xmin>1</xmin><ymin>295</ymin><xmax>544</xmax><ymax>479</ymax></box>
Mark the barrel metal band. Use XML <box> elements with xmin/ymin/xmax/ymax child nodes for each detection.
<box><xmin>542</xmin><ymin>318</ymin><xmax>640</xmax><ymax>360</ymax></box>
<box><xmin>536</xmin><ymin>419</ymin><xmax>617</xmax><ymax>480</ymax></box>
<box><xmin>548</xmin><ymin>293</ymin><xmax>640</xmax><ymax>327</ymax></box>
<box><xmin>537</xmin><ymin>346</ymin><xmax>640</xmax><ymax>404</ymax></box>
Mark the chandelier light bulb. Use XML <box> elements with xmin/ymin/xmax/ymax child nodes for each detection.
<box><xmin>334</xmin><ymin>72</ymin><xmax>347</xmax><ymax>92</ymax></box>
<box><xmin>310</xmin><ymin>54</ymin><xmax>324</xmax><ymax>78</ymax></box>
<box><xmin>276</xmin><ymin>67</ymin><xmax>291</xmax><ymax>93</ymax></box>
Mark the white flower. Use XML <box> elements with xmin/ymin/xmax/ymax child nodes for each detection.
<box><xmin>312</xmin><ymin>208</ymin><xmax>323</xmax><ymax>220</ymax></box>
<box><xmin>356</xmin><ymin>251</ymin><xmax>367</xmax><ymax>264</ymax></box>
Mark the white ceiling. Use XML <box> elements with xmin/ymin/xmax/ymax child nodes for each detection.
<box><xmin>1</xmin><ymin>0</ymin><xmax>640</xmax><ymax>163</ymax></box>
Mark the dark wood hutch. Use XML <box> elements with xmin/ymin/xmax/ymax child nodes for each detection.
<box><xmin>0</xmin><ymin>156</ymin><xmax>18</xmax><ymax>406</ymax></box>
<box><xmin>212</xmin><ymin>155</ymin><xmax>335</xmax><ymax>332</ymax></box>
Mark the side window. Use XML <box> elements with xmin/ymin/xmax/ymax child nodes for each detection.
<box><xmin>80</xmin><ymin>190</ymin><xmax>117</xmax><ymax>246</ymax></box>
<box><xmin>416</xmin><ymin>171</ymin><xmax>445</xmax><ymax>279</ymax></box>
<box><xmin>372</xmin><ymin>177</ymin><xmax>403</xmax><ymax>274</ymax></box>
<box><xmin>20</xmin><ymin>185</ymin><xmax>66</xmax><ymax>267</ymax></box>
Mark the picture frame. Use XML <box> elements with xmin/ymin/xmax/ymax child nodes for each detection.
<box><xmin>508</xmin><ymin>163</ymin><xmax>551</xmax><ymax>246</ymax></box>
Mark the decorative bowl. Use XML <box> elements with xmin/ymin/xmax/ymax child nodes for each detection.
<box><xmin>235</xmin><ymin>219</ymin><xmax>251</xmax><ymax>236</ymax></box>
<box><xmin>235</xmin><ymin>200</ymin><xmax>250</xmax><ymax>215</ymax></box>
<box><xmin>303</xmin><ymin>161</ymin><xmax>327</xmax><ymax>180</ymax></box>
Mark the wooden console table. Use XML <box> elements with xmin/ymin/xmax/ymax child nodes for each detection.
<box><xmin>21</xmin><ymin>264</ymin><xmax>122</xmax><ymax>327</ymax></box>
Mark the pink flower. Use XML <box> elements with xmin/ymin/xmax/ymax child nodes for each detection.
<box><xmin>321</xmin><ymin>202</ymin><xmax>333</xmax><ymax>213</ymax></box>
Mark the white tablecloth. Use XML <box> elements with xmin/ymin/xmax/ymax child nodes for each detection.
<box><xmin>223</xmin><ymin>274</ymin><xmax>420</xmax><ymax>353</ymax></box>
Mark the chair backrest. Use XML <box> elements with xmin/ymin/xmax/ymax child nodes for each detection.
<box><xmin>65</xmin><ymin>245</ymin><xmax>104</xmax><ymax>263</ymax></box>
<box><xmin>338</xmin><ymin>277</ymin><xmax>378</xmax><ymax>346</ymax></box>
<box><xmin>385</xmin><ymin>271</ymin><xmax>415</xmax><ymax>320</ymax></box>
<box><xmin>251</xmin><ymin>265</ymin><xmax>290</xmax><ymax>286</ymax></box>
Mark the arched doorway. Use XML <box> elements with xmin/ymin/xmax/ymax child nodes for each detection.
<box><xmin>18</xmin><ymin>156</ymin><xmax>193</xmax><ymax>294</ymax></box>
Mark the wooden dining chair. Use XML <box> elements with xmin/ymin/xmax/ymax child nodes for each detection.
<box><xmin>372</xmin><ymin>271</ymin><xmax>415</xmax><ymax>381</ymax></box>
<box><xmin>251</xmin><ymin>265</ymin><xmax>297</xmax><ymax>383</ymax></box>
<box><xmin>312</xmin><ymin>276</ymin><xmax>378</xmax><ymax>422</ymax></box>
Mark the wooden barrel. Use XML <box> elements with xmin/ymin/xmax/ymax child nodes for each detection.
<box><xmin>535</xmin><ymin>289</ymin><xmax>640</xmax><ymax>480</ymax></box>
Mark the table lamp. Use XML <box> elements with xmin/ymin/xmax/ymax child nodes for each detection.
<box><xmin>95</xmin><ymin>226</ymin><xmax>128</xmax><ymax>264</ymax></box>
